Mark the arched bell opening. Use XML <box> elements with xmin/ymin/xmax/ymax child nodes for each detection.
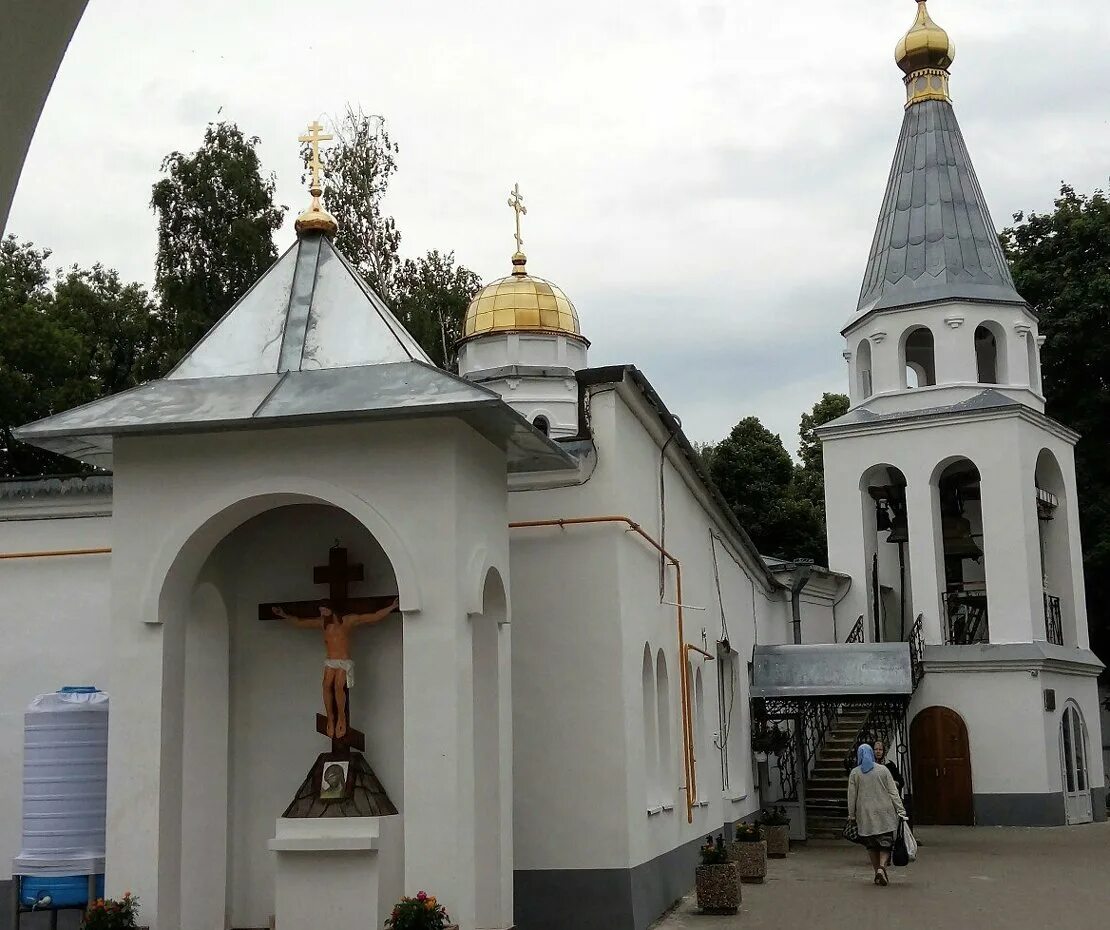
<box><xmin>974</xmin><ymin>322</ymin><xmax>1007</xmax><ymax>384</ymax></box>
<box><xmin>860</xmin><ymin>464</ymin><xmax>912</xmax><ymax>642</ymax></box>
<box><xmin>934</xmin><ymin>459</ymin><xmax>988</xmax><ymax>644</ymax></box>
<box><xmin>901</xmin><ymin>326</ymin><xmax>936</xmax><ymax>389</ymax></box>
<box><xmin>1035</xmin><ymin>449</ymin><xmax>1073</xmax><ymax>646</ymax></box>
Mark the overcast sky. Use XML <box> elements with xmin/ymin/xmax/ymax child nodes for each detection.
<box><xmin>8</xmin><ymin>0</ymin><xmax>1110</xmax><ymax>452</ymax></box>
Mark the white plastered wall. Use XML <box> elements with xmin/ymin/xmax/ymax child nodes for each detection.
<box><xmin>823</xmin><ymin>411</ymin><xmax>1084</xmax><ymax>649</ymax></box>
<box><xmin>0</xmin><ymin>502</ymin><xmax>112</xmax><ymax>880</ymax></box>
<box><xmin>844</xmin><ymin>300</ymin><xmax>1044</xmax><ymax>414</ymax></box>
<box><xmin>102</xmin><ymin>418</ymin><xmax>513</xmax><ymax>930</ymax></box>
<box><xmin>507</xmin><ymin>384</ymin><xmax>797</xmax><ymax>884</ymax></box>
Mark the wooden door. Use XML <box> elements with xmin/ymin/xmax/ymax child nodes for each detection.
<box><xmin>911</xmin><ymin>706</ymin><xmax>973</xmax><ymax>825</ymax></box>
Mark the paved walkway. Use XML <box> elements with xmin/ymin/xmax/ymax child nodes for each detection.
<box><xmin>654</xmin><ymin>823</ymin><xmax>1110</xmax><ymax>930</ymax></box>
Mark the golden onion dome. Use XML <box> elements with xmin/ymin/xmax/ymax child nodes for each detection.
<box><xmin>896</xmin><ymin>1</ymin><xmax>954</xmax><ymax>75</ymax></box>
<box><xmin>460</xmin><ymin>252</ymin><xmax>587</xmax><ymax>345</ymax></box>
<box><xmin>294</xmin><ymin>198</ymin><xmax>339</xmax><ymax>237</ymax></box>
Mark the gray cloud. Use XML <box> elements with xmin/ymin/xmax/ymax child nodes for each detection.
<box><xmin>6</xmin><ymin>0</ymin><xmax>1105</xmax><ymax>455</ymax></box>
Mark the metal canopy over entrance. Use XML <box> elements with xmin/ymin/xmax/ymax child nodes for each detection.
<box><xmin>750</xmin><ymin>643</ymin><xmax>913</xmax><ymax>699</ymax></box>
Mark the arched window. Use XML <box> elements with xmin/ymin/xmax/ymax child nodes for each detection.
<box><xmin>655</xmin><ymin>649</ymin><xmax>672</xmax><ymax>806</ymax></box>
<box><xmin>1060</xmin><ymin>702</ymin><xmax>1093</xmax><ymax>824</ymax></box>
<box><xmin>975</xmin><ymin>323</ymin><xmax>1007</xmax><ymax>384</ymax></box>
<box><xmin>1026</xmin><ymin>334</ymin><xmax>1042</xmax><ymax>393</ymax></box>
<box><xmin>902</xmin><ymin>327</ymin><xmax>936</xmax><ymax>388</ymax></box>
<box><xmin>532</xmin><ymin>415</ymin><xmax>550</xmax><ymax>436</ymax></box>
<box><xmin>719</xmin><ymin>649</ymin><xmax>745</xmax><ymax>795</ymax></box>
<box><xmin>856</xmin><ymin>339</ymin><xmax>873</xmax><ymax>399</ymax></box>
<box><xmin>641</xmin><ymin>645</ymin><xmax>658</xmax><ymax>806</ymax></box>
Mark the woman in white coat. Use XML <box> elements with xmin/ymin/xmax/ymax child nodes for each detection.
<box><xmin>847</xmin><ymin>743</ymin><xmax>907</xmax><ymax>885</ymax></box>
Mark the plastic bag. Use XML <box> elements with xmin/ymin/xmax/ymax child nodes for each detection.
<box><xmin>903</xmin><ymin>822</ymin><xmax>918</xmax><ymax>862</ymax></box>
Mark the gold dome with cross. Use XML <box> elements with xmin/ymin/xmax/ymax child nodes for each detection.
<box><xmin>460</xmin><ymin>185</ymin><xmax>587</xmax><ymax>345</ymax></box>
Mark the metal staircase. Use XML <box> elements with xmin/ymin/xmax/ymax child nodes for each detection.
<box><xmin>804</xmin><ymin>707</ymin><xmax>871</xmax><ymax>838</ymax></box>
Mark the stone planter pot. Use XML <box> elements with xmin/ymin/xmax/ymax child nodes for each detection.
<box><xmin>762</xmin><ymin>823</ymin><xmax>790</xmax><ymax>858</ymax></box>
<box><xmin>695</xmin><ymin>862</ymin><xmax>740</xmax><ymax>914</ymax></box>
<box><xmin>729</xmin><ymin>839</ymin><xmax>767</xmax><ymax>883</ymax></box>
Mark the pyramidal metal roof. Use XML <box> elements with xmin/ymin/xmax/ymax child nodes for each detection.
<box><xmin>15</xmin><ymin>233</ymin><xmax>575</xmax><ymax>474</ymax></box>
<box><xmin>849</xmin><ymin>98</ymin><xmax>1024</xmax><ymax>327</ymax></box>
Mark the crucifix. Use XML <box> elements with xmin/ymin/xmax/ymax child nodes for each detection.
<box><xmin>298</xmin><ymin>119</ymin><xmax>334</xmax><ymax>197</ymax></box>
<box><xmin>259</xmin><ymin>544</ymin><xmax>398</xmax><ymax>752</ymax></box>
<box><xmin>508</xmin><ymin>182</ymin><xmax>527</xmax><ymax>252</ymax></box>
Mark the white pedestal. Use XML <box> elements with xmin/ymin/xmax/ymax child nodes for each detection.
<box><xmin>269</xmin><ymin>815</ymin><xmax>403</xmax><ymax>930</ymax></box>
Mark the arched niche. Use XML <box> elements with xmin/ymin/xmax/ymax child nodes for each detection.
<box><xmin>655</xmin><ymin>649</ymin><xmax>672</xmax><ymax>808</ymax></box>
<box><xmin>975</xmin><ymin>322</ymin><xmax>1007</xmax><ymax>384</ymax></box>
<box><xmin>855</xmin><ymin>338</ymin><xmax>874</xmax><ymax>399</ymax></box>
<box><xmin>859</xmin><ymin>464</ymin><xmax>912</xmax><ymax>642</ymax></box>
<box><xmin>1026</xmin><ymin>334</ymin><xmax>1042</xmax><ymax>393</ymax></box>
<box><xmin>901</xmin><ymin>326</ymin><xmax>936</xmax><ymax>389</ymax></box>
<box><xmin>641</xmin><ymin>644</ymin><xmax>658</xmax><ymax>806</ymax></box>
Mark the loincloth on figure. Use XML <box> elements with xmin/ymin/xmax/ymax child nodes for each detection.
<box><xmin>324</xmin><ymin>658</ymin><xmax>355</xmax><ymax>688</ymax></box>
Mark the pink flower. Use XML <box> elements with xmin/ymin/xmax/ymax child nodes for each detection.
<box><xmin>417</xmin><ymin>890</ymin><xmax>428</xmax><ymax>901</ymax></box>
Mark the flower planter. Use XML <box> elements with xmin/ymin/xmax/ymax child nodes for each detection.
<box><xmin>762</xmin><ymin>824</ymin><xmax>790</xmax><ymax>858</ymax></box>
<box><xmin>695</xmin><ymin>862</ymin><xmax>740</xmax><ymax>914</ymax></box>
<box><xmin>729</xmin><ymin>839</ymin><xmax>767</xmax><ymax>883</ymax></box>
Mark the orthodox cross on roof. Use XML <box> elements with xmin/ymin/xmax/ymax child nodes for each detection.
<box><xmin>299</xmin><ymin>119</ymin><xmax>334</xmax><ymax>195</ymax></box>
<box><xmin>508</xmin><ymin>182</ymin><xmax>527</xmax><ymax>253</ymax></box>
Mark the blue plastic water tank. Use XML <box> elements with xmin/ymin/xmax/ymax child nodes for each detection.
<box><xmin>13</xmin><ymin>687</ymin><xmax>109</xmax><ymax>908</ymax></box>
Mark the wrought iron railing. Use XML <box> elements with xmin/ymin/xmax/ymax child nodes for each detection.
<box><xmin>942</xmin><ymin>589</ymin><xmax>989</xmax><ymax>644</ymax></box>
<box><xmin>756</xmin><ymin>699</ymin><xmax>841</xmax><ymax>802</ymax></box>
<box><xmin>841</xmin><ymin>699</ymin><xmax>911</xmax><ymax>788</ymax></box>
<box><xmin>909</xmin><ymin>613</ymin><xmax>925</xmax><ymax>691</ymax></box>
<box><xmin>846</xmin><ymin>615</ymin><xmax>865</xmax><ymax>643</ymax></box>
<box><xmin>1044</xmin><ymin>593</ymin><xmax>1063</xmax><ymax>646</ymax></box>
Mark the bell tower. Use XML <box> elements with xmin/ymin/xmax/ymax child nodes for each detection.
<box><xmin>819</xmin><ymin>1</ymin><xmax>1089</xmax><ymax>654</ymax></box>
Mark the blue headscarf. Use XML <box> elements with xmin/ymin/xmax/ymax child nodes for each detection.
<box><xmin>857</xmin><ymin>743</ymin><xmax>876</xmax><ymax>774</ymax></box>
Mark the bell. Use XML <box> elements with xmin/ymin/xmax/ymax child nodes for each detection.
<box><xmin>876</xmin><ymin>503</ymin><xmax>893</xmax><ymax>532</ymax></box>
<box><xmin>886</xmin><ymin>510</ymin><xmax>909</xmax><ymax>544</ymax></box>
<box><xmin>942</xmin><ymin>514</ymin><xmax>982</xmax><ymax>559</ymax></box>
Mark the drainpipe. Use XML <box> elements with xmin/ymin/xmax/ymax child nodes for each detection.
<box><xmin>789</xmin><ymin>559</ymin><xmax>814</xmax><ymax>645</ymax></box>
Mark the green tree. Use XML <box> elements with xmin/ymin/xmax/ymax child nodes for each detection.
<box><xmin>1001</xmin><ymin>183</ymin><xmax>1110</xmax><ymax>660</ymax></box>
<box><xmin>152</xmin><ymin>121</ymin><xmax>283</xmax><ymax>365</ymax></box>
<box><xmin>310</xmin><ymin>107</ymin><xmax>401</xmax><ymax>299</ymax></box>
<box><xmin>708</xmin><ymin>417</ymin><xmax>822</xmax><ymax>560</ymax></box>
<box><xmin>392</xmin><ymin>250</ymin><xmax>482</xmax><ymax>369</ymax></box>
<box><xmin>0</xmin><ymin>236</ymin><xmax>163</xmax><ymax>477</ymax></box>
<box><xmin>793</xmin><ymin>393</ymin><xmax>850</xmax><ymax>539</ymax></box>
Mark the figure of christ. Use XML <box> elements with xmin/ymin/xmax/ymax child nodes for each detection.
<box><xmin>273</xmin><ymin>597</ymin><xmax>399</xmax><ymax>739</ymax></box>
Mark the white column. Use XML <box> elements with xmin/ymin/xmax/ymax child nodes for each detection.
<box><xmin>823</xmin><ymin>443</ymin><xmax>870</xmax><ymax>636</ymax></box>
<box><xmin>903</xmin><ymin>464</ymin><xmax>944</xmax><ymax>645</ymax></box>
<box><xmin>979</xmin><ymin>440</ymin><xmax>1042</xmax><ymax>644</ymax></box>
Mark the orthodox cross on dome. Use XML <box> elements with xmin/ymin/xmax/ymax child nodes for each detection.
<box><xmin>259</xmin><ymin>544</ymin><xmax>399</xmax><ymax>752</ymax></box>
<box><xmin>508</xmin><ymin>182</ymin><xmax>527</xmax><ymax>253</ymax></box>
<box><xmin>299</xmin><ymin>119</ymin><xmax>334</xmax><ymax>195</ymax></box>
<box><xmin>295</xmin><ymin>118</ymin><xmax>338</xmax><ymax>236</ymax></box>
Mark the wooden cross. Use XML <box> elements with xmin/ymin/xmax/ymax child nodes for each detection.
<box><xmin>259</xmin><ymin>545</ymin><xmax>396</xmax><ymax>754</ymax></box>
<box><xmin>508</xmin><ymin>182</ymin><xmax>527</xmax><ymax>252</ymax></box>
<box><xmin>298</xmin><ymin>119</ymin><xmax>333</xmax><ymax>193</ymax></box>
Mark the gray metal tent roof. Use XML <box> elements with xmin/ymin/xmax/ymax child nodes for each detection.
<box><xmin>848</xmin><ymin>99</ymin><xmax>1024</xmax><ymax>328</ymax></box>
<box><xmin>15</xmin><ymin>232</ymin><xmax>575</xmax><ymax>474</ymax></box>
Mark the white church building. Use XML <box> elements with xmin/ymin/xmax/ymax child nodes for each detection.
<box><xmin>0</xmin><ymin>4</ymin><xmax>1104</xmax><ymax>930</ymax></box>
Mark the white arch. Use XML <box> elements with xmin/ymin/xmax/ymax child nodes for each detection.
<box><xmin>144</xmin><ymin>475</ymin><xmax>423</xmax><ymax>626</ymax></box>
<box><xmin>975</xmin><ymin>321</ymin><xmax>1008</xmax><ymax>384</ymax></box>
<box><xmin>900</xmin><ymin>325</ymin><xmax>936</xmax><ymax>388</ymax></box>
<box><xmin>641</xmin><ymin>644</ymin><xmax>658</xmax><ymax>806</ymax></box>
<box><xmin>855</xmin><ymin>338</ymin><xmax>873</xmax><ymax>399</ymax></box>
